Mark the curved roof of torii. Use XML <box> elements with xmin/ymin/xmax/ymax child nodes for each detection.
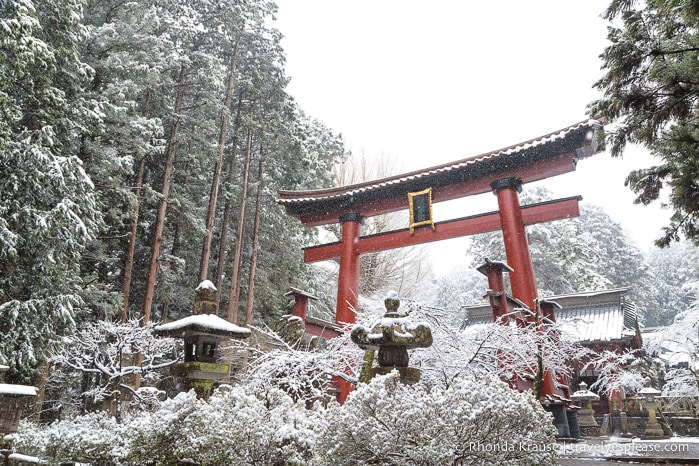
<box><xmin>278</xmin><ymin>119</ymin><xmax>603</xmax><ymax>227</ymax></box>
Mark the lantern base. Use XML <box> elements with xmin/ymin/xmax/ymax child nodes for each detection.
<box><xmin>372</xmin><ymin>366</ymin><xmax>421</xmax><ymax>384</ymax></box>
<box><xmin>172</xmin><ymin>361</ymin><xmax>229</xmax><ymax>400</ymax></box>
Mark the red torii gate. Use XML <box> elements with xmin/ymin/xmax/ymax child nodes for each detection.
<box><xmin>278</xmin><ymin>119</ymin><xmax>602</xmax><ymax>399</ymax></box>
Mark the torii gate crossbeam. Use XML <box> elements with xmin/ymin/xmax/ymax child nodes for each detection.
<box><xmin>303</xmin><ymin>196</ymin><xmax>581</xmax><ymax>263</ymax></box>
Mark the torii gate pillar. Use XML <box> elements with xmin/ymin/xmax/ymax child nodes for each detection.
<box><xmin>491</xmin><ymin>177</ymin><xmax>559</xmax><ymax>399</ymax></box>
<box><xmin>336</xmin><ymin>213</ymin><xmax>363</xmax><ymax>326</ymax></box>
<box><xmin>491</xmin><ymin>178</ymin><xmax>538</xmax><ymax>314</ymax></box>
<box><xmin>334</xmin><ymin>213</ymin><xmax>364</xmax><ymax>402</ymax></box>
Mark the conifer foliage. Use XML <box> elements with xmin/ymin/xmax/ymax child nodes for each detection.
<box><xmin>0</xmin><ymin>0</ymin><xmax>344</xmax><ymax>384</ymax></box>
<box><xmin>590</xmin><ymin>0</ymin><xmax>699</xmax><ymax>246</ymax></box>
<box><xmin>0</xmin><ymin>0</ymin><xmax>100</xmax><ymax>382</ymax></box>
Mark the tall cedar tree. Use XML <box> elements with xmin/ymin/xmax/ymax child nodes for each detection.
<box><xmin>0</xmin><ymin>0</ymin><xmax>100</xmax><ymax>383</ymax></box>
<box><xmin>590</xmin><ymin>0</ymin><xmax>699</xmax><ymax>246</ymax></box>
<box><xmin>1</xmin><ymin>0</ymin><xmax>344</xmax><ymax>394</ymax></box>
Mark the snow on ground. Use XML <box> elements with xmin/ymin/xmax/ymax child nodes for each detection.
<box><xmin>558</xmin><ymin>436</ymin><xmax>699</xmax><ymax>459</ymax></box>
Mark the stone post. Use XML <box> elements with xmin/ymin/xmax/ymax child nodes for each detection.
<box><xmin>639</xmin><ymin>386</ymin><xmax>666</xmax><ymax>439</ymax></box>
<box><xmin>571</xmin><ymin>382</ymin><xmax>600</xmax><ymax>437</ymax></box>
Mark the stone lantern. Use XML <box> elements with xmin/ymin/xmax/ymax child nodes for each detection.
<box><xmin>351</xmin><ymin>291</ymin><xmax>432</xmax><ymax>384</ymax></box>
<box><xmin>571</xmin><ymin>382</ymin><xmax>600</xmax><ymax>436</ymax></box>
<box><xmin>155</xmin><ymin>280</ymin><xmax>251</xmax><ymax>399</ymax></box>
<box><xmin>638</xmin><ymin>386</ymin><xmax>666</xmax><ymax>439</ymax></box>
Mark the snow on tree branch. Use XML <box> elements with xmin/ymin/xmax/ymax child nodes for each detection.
<box><xmin>50</xmin><ymin>319</ymin><xmax>178</xmax><ymax>407</ymax></box>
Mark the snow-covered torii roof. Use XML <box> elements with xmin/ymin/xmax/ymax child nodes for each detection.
<box><xmin>278</xmin><ymin>119</ymin><xmax>603</xmax><ymax>226</ymax></box>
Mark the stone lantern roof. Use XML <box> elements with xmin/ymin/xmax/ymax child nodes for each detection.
<box><xmin>0</xmin><ymin>384</ymin><xmax>37</xmax><ymax>434</ymax></box>
<box><xmin>154</xmin><ymin>280</ymin><xmax>250</xmax><ymax>340</ymax></box>
<box><xmin>154</xmin><ymin>314</ymin><xmax>251</xmax><ymax>339</ymax></box>
<box><xmin>351</xmin><ymin>293</ymin><xmax>433</xmax><ymax>351</ymax></box>
<box><xmin>571</xmin><ymin>382</ymin><xmax>600</xmax><ymax>403</ymax></box>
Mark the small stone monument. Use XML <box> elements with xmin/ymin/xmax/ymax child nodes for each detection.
<box><xmin>638</xmin><ymin>385</ymin><xmax>667</xmax><ymax>439</ymax></box>
<box><xmin>571</xmin><ymin>382</ymin><xmax>600</xmax><ymax>437</ymax></box>
<box><xmin>155</xmin><ymin>280</ymin><xmax>251</xmax><ymax>399</ymax></box>
<box><xmin>351</xmin><ymin>291</ymin><xmax>432</xmax><ymax>384</ymax></box>
<box><xmin>275</xmin><ymin>315</ymin><xmax>319</xmax><ymax>351</ymax></box>
<box><xmin>277</xmin><ymin>288</ymin><xmax>320</xmax><ymax>351</ymax></box>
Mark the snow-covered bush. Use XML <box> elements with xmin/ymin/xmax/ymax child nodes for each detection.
<box><xmin>14</xmin><ymin>412</ymin><xmax>128</xmax><ymax>464</ymax></box>
<box><xmin>316</xmin><ymin>371</ymin><xmax>558</xmax><ymax>466</ymax></box>
<box><xmin>15</xmin><ymin>373</ymin><xmax>558</xmax><ymax>465</ymax></box>
<box><xmin>645</xmin><ymin>292</ymin><xmax>699</xmax><ymax>393</ymax></box>
<box><xmin>16</xmin><ymin>385</ymin><xmax>326</xmax><ymax>465</ymax></box>
<box><xmin>662</xmin><ymin>368</ymin><xmax>699</xmax><ymax>397</ymax></box>
<box><xmin>241</xmin><ymin>323</ymin><xmax>351</xmax><ymax>406</ymax></box>
<box><xmin>586</xmin><ymin>349</ymin><xmax>647</xmax><ymax>396</ymax></box>
<box><xmin>127</xmin><ymin>386</ymin><xmax>325</xmax><ymax>465</ymax></box>
<box><xmin>407</xmin><ymin>299</ymin><xmax>592</xmax><ymax>396</ymax></box>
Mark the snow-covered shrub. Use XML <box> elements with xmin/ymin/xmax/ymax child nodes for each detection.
<box><xmin>125</xmin><ymin>386</ymin><xmax>167</xmax><ymax>414</ymax></box>
<box><xmin>14</xmin><ymin>412</ymin><xmax>128</xmax><ymax>464</ymax></box>
<box><xmin>410</xmin><ymin>303</ymin><xmax>592</xmax><ymax>396</ymax></box>
<box><xmin>50</xmin><ymin>319</ymin><xmax>178</xmax><ymax>417</ymax></box>
<box><xmin>316</xmin><ymin>371</ymin><xmax>558</xmax><ymax>466</ymax></box>
<box><xmin>126</xmin><ymin>386</ymin><xmax>326</xmax><ymax>465</ymax></box>
<box><xmin>15</xmin><ymin>385</ymin><xmax>325</xmax><ymax>465</ymax></box>
<box><xmin>245</xmin><ymin>323</ymin><xmax>362</xmax><ymax>406</ymax></box>
<box><xmin>246</xmin><ymin>346</ymin><xmax>337</xmax><ymax>405</ymax></box>
<box><xmin>645</xmin><ymin>294</ymin><xmax>699</xmax><ymax>395</ymax></box>
<box><xmin>15</xmin><ymin>374</ymin><xmax>558</xmax><ymax>465</ymax></box>
<box><xmin>587</xmin><ymin>349</ymin><xmax>646</xmax><ymax>396</ymax></box>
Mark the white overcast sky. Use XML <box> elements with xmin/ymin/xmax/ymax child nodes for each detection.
<box><xmin>272</xmin><ymin>1</ymin><xmax>671</xmax><ymax>275</ymax></box>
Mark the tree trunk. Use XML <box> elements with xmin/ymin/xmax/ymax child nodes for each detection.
<box><xmin>135</xmin><ymin>65</ymin><xmax>187</xmax><ymax>391</ymax></box>
<box><xmin>159</xmin><ymin>221</ymin><xmax>180</xmax><ymax>324</ymax></box>
<box><xmin>140</xmin><ymin>64</ymin><xmax>187</xmax><ymax>327</ymax></box>
<box><xmin>31</xmin><ymin>360</ymin><xmax>50</xmax><ymax>421</ymax></box>
<box><xmin>121</xmin><ymin>157</ymin><xmax>146</xmax><ymax>323</ymax></box>
<box><xmin>244</xmin><ymin>150</ymin><xmax>264</xmax><ymax>326</ymax></box>
<box><xmin>120</xmin><ymin>90</ymin><xmax>151</xmax><ymax>323</ymax></box>
<box><xmin>214</xmin><ymin>94</ymin><xmax>244</xmax><ymax>305</ymax></box>
<box><xmin>226</xmin><ymin>117</ymin><xmax>254</xmax><ymax>323</ymax></box>
<box><xmin>198</xmin><ymin>39</ymin><xmax>240</xmax><ymax>282</ymax></box>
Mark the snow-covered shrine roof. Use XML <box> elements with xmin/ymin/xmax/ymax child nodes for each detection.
<box><xmin>278</xmin><ymin>119</ymin><xmax>603</xmax><ymax>226</ymax></box>
<box><xmin>154</xmin><ymin>314</ymin><xmax>251</xmax><ymax>339</ymax></box>
<box><xmin>462</xmin><ymin>288</ymin><xmax>641</xmax><ymax>346</ymax></box>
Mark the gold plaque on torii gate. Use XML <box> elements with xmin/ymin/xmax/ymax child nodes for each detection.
<box><xmin>408</xmin><ymin>187</ymin><xmax>435</xmax><ymax>234</ymax></box>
